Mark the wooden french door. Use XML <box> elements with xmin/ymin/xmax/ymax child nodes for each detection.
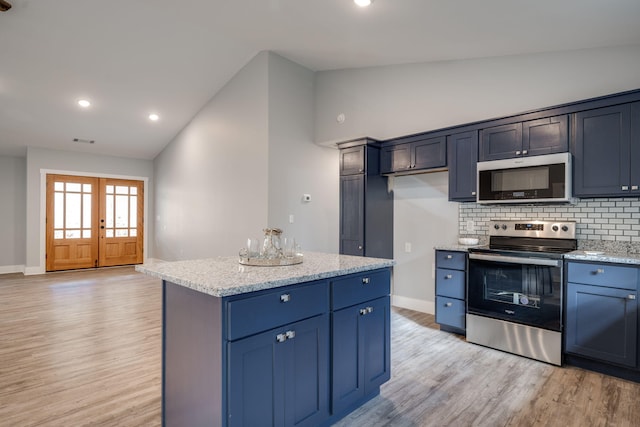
<box><xmin>46</xmin><ymin>175</ymin><xmax>144</xmax><ymax>272</ymax></box>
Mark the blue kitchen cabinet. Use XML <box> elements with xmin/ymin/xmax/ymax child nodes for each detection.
<box><xmin>447</xmin><ymin>130</ymin><xmax>478</xmax><ymax>202</ymax></box>
<box><xmin>380</xmin><ymin>134</ymin><xmax>446</xmax><ymax>174</ymax></box>
<box><xmin>435</xmin><ymin>250</ymin><xmax>467</xmax><ymax>333</ymax></box>
<box><xmin>565</xmin><ymin>262</ymin><xmax>638</xmax><ymax>368</ymax></box>
<box><xmin>331</xmin><ymin>270</ymin><xmax>391</xmax><ymax>417</ymax></box>
<box><xmin>228</xmin><ymin>314</ymin><xmax>330</xmax><ymax>427</ymax></box>
<box><xmin>339</xmin><ymin>139</ymin><xmax>393</xmax><ymax>259</ymax></box>
<box><xmin>573</xmin><ymin>103</ymin><xmax>640</xmax><ymax>197</ymax></box>
<box><xmin>479</xmin><ymin>115</ymin><xmax>568</xmax><ymax>161</ymax></box>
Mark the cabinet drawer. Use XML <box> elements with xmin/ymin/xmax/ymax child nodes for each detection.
<box><xmin>227</xmin><ymin>281</ymin><xmax>329</xmax><ymax>341</ymax></box>
<box><xmin>567</xmin><ymin>262</ymin><xmax>638</xmax><ymax>290</ymax></box>
<box><xmin>436</xmin><ymin>268</ymin><xmax>465</xmax><ymax>299</ymax></box>
<box><xmin>436</xmin><ymin>250</ymin><xmax>466</xmax><ymax>270</ymax></box>
<box><xmin>435</xmin><ymin>296</ymin><xmax>466</xmax><ymax>331</ymax></box>
<box><xmin>332</xmin><ymin>269</ymin><xmax>391</xmax><ymax>310</ymax></box>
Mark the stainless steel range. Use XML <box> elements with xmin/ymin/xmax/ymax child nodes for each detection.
<box><xmin>467</xmin><ymin>220</ymin><xmax>577</xmax><ymax>365</ymax></box>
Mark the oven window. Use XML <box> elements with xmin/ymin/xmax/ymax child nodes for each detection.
<box><xmin>468</xmin><ymin>258</ymin><xmax>562</xmax><ymax>331</ymax></box>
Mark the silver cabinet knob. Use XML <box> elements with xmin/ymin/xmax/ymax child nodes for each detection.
<box><xmin>276</xmin><ymin>333</ymin><xmax>287</xmax><ymax>343</ymax></box>
<box><xmin>362</xmin><ymin>277</ymin><xmax>370</xmax><ymax>284</ymax></box>
<box><xmin>445</xmin><ymin>255</ymin><xmax>453</xmax><ymax>260</ymax></box>
<box><xmin>285</xmin><ymin>330</ymin><xmax>296</xmax><ymax>339</ymax></box>
<box><xmin>622</xmin><ymin>185</ymin><xmax>629</xmax><ymax>191</ymax></box>
<box><xmin>628</xmin><ymin>295</ymin><xmax>636</xmax><ymax>300</ymax></box>
<box><xmin>358</xmin><ymin>245</ymin><xmax>363</xmax><ymax>250</ymax></box>
<box><xmin>445</xmin><ymin>274</ymin><xmax>453</xmax><ymax>279</ymax></box>
<box><xmin>471</xmin><ymin>191</ymin><xmax>476</xmax><ymax>196</ymax></box>
<box><xmin>280</xmin><ymin>294</ymin><xmax>291</xmax><ymax>303</ymax></box>
<box><xmin>594</xmin><ymin>268</ymin><xmax>605</xmax><ymax>274</ymax></box>
<box><xmin>359</xmin><ymin>306</ymin><xmax>374</xmax><ymax>315</ymax></box>
<box><xmin>445</xmin><ymin>302</ymin><xmax>453</xmax><ymax>307</ymax></box>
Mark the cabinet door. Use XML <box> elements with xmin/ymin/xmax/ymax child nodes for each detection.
<box><xmin>284</xmin><ymin>314</ymin><xmax>330</xmax><ymax>427</ymax></box>
<box><xmin>565</xmin><ymin>282</ymin><xmax>637</xmax><ymax>368</ymax></box>
<box><xmin>447</xmin><ymin>131</ymin><xmax>478</xmax><ymax>201</ymax></box>
<box><xmin>573</xmin><ymin>104</ymin><xmax>631</xmax><ymax>197</ymax></box>
<box><xmin>479</xmin><ymin>123</ymin><xmax>523</xmax><ymax>161</ymax></box>
<box><xmin>339</xmin><ymin>175</ymin><xmax>364</xmax><ymax>256</ymax></box>
<box><xmin>523</xmin><ymin>115</ymin><xmax>568</xmax><ymax>156</ymax></box>
<box><xmin>380</xmin><ymin>143</ymin><xmax>411</xmax><ymax>173</ymax></box>
<box><xmin>630</xmin><ymin>102</ymin><xmax>640</xmax><ymax>194</ymax></box>
<box><xmin>332</xmin><ymin>297</ymin><xmax>390</xmax><ymax>415</ymax></box>
<box><xmin>340</xmin><ymin>145</ymin><xmax>365</xmax><ymax>176</ymax></box>
<box><xmin>413</xmin><ymin>136</ymin><xmax>446</xmax><ymax>170</ymax></box>
<box><xmin>228</xmin><ymin>315</ymin><xmax>330</xmax><ymax>427</ymax></box>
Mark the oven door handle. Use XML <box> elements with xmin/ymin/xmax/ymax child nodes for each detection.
<box><xmin>469</xmin><ymin>253</ymin><xmax>561</xmax><ymax>267</ymax></box>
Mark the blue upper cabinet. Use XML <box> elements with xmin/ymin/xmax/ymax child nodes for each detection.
<box><xmin>380</xmin><ymin>134</ymin><xmax>446</xmax><ymax>174</ymax></box>
<box><xmin>447</xmin><ymin>131</ymin><xmax>478</xmax><ymax>202</ymax></box>
<box><xmin>573</xmin><ymin>103</ymin><xmax>638</xmax><ymax>197</ymax></box>
<box><xmin>479</xmin><ymin>115</ymin><xmax>568</xmax><ymax>161</ymax></box>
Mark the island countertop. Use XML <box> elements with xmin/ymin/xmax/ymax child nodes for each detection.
<box><xmin>135</xmin><ymin>251</ymin><xmax>395</xmax><ymax>297</ymax></box>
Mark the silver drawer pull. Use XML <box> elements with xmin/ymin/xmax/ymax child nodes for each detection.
<box><xmin>622</xmin><ymin>185</ymin><xmax>629</xmax><ymax>191</ymax></box>
<box><xmin>471</xmin><ymin>191</ymin><xmax>476</xmax><ymax>196</ymax></box>
<box><xmin>366</xmin><ymin>306</ymin><xmax>373</xmax><ymax>314</ymax></box>
<box><xmin>628</xmin><ymin>295</ymin><xmax>636</xmax><ymax>300</ymax></box>
<box><xmin>445</xmin><ymin>302</ymin><xmax>453</xmax><ymax>307</ymax></box>
<box><xmin>359</xmin><ymin>306</ymin><xmax>374</xmax><ymax>315</ymax></box>
<box><xmin>445</xmin><ymin>255</ymin><xmax>453</xmax><ymax>260</ymax></box>
<box><xmin>276</xmin><ymin>333</ymin><xmax>287</xmax><ymax>343</ymax></box>
<box><xmin>593</xmin><ymin>268</ymin><xmax>605</xmax><ymax>275</ymax></box>
<box><xmin>285</xmin><ymin>330</ymin><xmax>296</xmax><ymax>339</ymax></box>
<box><xmin>280</xmin><ymin>294</ymin><xmax>291</xmax><ymax>303</ymax></box>
<box><xmin>445</xmin><ymin>274</ymin><xmax>453</xmax><ymax>279</ymax></box>
<box><xmin>522</xmin><ymin>150</ymin><xmax>528</xmax><ymax>155</ymax></box>
<box><xmin>633</xmin><ymin>185</ymin><xmax>639</xmax><ymax>191</ymax></box>
<box><xmin>362</xmin><ymin>277</ymin><xmax>370</xmax><ymax>284</ymax></box>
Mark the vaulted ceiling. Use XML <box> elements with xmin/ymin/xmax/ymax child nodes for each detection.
<box><xmin>1</xmin><ymin>0</ymin><xmax>639</xmax><ymax>159</ymax></box>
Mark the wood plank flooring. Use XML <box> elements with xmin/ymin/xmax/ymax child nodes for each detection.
<box><xmin>1</xmin><ymin>268</ymin><xmax>639</xmax><ymax>426</ymax></box>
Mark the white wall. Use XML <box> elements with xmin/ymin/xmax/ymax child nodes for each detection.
<box><xmin>25</xmin><ymin>147</ymin><xmax>154</xmax><ymax>274</ymax></box>
<box><xmin>153</xmin><ymin>52</ymin><xmax>270</xmax><ymax>260</ymax></box>
<box><xmin>315</xmin><ymin>45</ymin><xmax>640</xmax><ymax>145</ymax></box>
<box><xmin>391</xmin><ymin>172</ymin><xmax>458</xmax><ymax>313</ymax></box>
<box><xmin>267</xmin><ymin>54</ymin><xmax>339</xmax><ymax>253</ymax></box>
<box><xmin>0</xmin><ymin>156</ymin><xmax>26</xmax><ymax>273</ymax></box>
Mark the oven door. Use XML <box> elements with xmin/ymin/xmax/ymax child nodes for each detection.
<box><xmin>468</xmin><ymin>252</ymin><xmax>563</xmax><ymax>332</ymax></box>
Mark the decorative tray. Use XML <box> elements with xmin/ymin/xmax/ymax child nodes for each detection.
<box><xmin>239</xmin><ymin>254</ymin><xmax>303</xmax><ymax>267</ymax></box>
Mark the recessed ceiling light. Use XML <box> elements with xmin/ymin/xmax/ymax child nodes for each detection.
<box><xmin>149</xmin><ymin>113</ymin><xmax>159</xmax><ymax>121</ymax></box>
<box><xmin>78</xmin><ymin>99</ymin><xmax>91</xmax><ymax>108</ymax></box>
<box><xmin>354</xmin><ymin>0</ymin><xmax>372</xmax><ymax>7</ymax></box>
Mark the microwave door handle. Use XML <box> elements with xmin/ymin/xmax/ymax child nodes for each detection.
<box><xmin>469</xmin><ymin>253</ymin><xmax>561</xmax><ymax>267</ymax></box>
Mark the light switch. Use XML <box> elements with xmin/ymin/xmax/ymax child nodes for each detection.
<box><xmin>289</xmin><ymin>214</ymin><xmax>294</xmax><ymax>224</ymax></box>
<box><xmin>404</xmin><ymin>242</ymin><xmax>412</xmax><ymax>253</ymax></box>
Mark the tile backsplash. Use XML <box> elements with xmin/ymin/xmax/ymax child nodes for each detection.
<box><xmin>459</xmin><ymin>198</ymin><xmax>640</xmax><ymax>254</ymax></box>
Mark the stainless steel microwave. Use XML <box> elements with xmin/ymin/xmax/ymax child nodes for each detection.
<box><xmin>477</xmin><ymin>152</ymin><xmax>572</xmax><ymax>204</ymax></box>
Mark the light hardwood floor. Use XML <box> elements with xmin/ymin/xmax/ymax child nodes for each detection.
<box><xmin>1</xmin><ymin>268</ymin><xmax>639</xmax><ymax>426</ymax></box>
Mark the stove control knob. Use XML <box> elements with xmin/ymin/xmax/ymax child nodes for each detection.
<box><xmin>552</xmin><ymin>225</ymin><xmax>559</xmax><ymax>232</ymax></box>
<box><xmin>562</xmin><ymin>225</ymin><xmax>569</xmax><ymax>232</ymax></box>
<box><xmin>494</xmin><ymin>224</ymin><xmax>500</xmax><ymax>230</ymax></box>
<box><xmin>501</xmin><ymin>224</ymin><xmax>507</xmax><ymax>230</ymax></box>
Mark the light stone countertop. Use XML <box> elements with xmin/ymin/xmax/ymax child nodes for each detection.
<box><xmin>434</xmin><ymin>244</ymin><xmax>483</xmax><ymax>252</ymax></box>
<box><xmin>564</xmin><ymin>250</ymin><xmax>640</xmax><ymax>265</ymax></box>
<box><xmin>135</xmin><ymin>252</ymin><xmax>395</xmax><ymax>297</ymax></box>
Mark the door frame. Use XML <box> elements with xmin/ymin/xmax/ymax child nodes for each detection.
<box><xmin>37</xmin><ymin>169</ymin><xmax>149</xmax><ymax>274</ymax></box>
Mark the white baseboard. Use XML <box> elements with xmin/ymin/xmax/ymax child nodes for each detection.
<box><xmin>0</xmin><ymin>265</ymin><xmax>25</xmax><ymax>274</ymax></box>
<box><xmin>24</xmin><ymin>266</ymin><xmax>46</xmax><ymax>276</ymax></box>
<box><xmin>391</xmin><ymin>295</ymin><xmax>434</xmax><ymax>315</ymax></box>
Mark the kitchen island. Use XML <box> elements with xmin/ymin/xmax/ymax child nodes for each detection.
<box><xmin>136</xmin><ymin>252</ymin><xmax>394</xmax><ymax>427</ymax></box>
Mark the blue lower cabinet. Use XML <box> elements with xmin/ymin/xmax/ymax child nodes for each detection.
<box><xmin>228</xmin><ymin>314</ymin><xmax>330</xmax><ymax>427</ymax></box>
<box><xmin>565</xmin><ymin>282</ymin><xmax>638</xmax><ymax>368</ymax></box>
<box><xmin>332</xmin><ymin>296</ymin><xmax>390</xmax><ymax>416</ymax></box>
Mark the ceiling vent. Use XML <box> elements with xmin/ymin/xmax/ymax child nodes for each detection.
<box><xmin>0</xmin><ymin>1</ymin><xmax>12</xmax><ymax>12</ymax></box>
<box><xmin>73</xmin><ymin>138</ymin><xmax>95</xmax><ymax>144</ymax></box>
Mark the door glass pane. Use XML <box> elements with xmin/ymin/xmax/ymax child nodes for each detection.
<box><xmin>130</xmin><ymin>229</ymin><xmax>137</xmax><ymax>237</ymax></box>
<box><xmin>66</xmin><ymin>230</ymin><xmax>81</xmax><ymax>238</ymax></box>
<box><xmin>83</xmin><ymin>194</ymin><xmax>92</xmax><ymax>228</ymax></box>
<box><xmin>54</xmin><ymin>192</ymin><xmax>64</xmax><ymax>228</ymax></box>
<box><xmin>106</xmin><ymin>229</ymin><xmax>114</xmax><ymax>238</ymax></box>
<box><xmin>116</xmin><ymin>186</ymin><xmax>129</xmax><ymax>195</ymax></box>
<box><xmin>54</xmin><ymin>182</ymin><xmax>64</xmax><ymax>191</ymax></box>
<box><xmin>54</xmin><ymin>230</ymin><xmax>63</xmax><ymax>239</ymax></box>
<box><xmin>106</xmin><ymin>185</ymin><xmax>114</xmax><ymax>194</ymax></box>
<box><xmin>115</xmin><ymin>195</ymin><xmax>129</xmax><ymax>227</ymax></box>
<box><xmin>66</xmin><ymin>183</ymin><xmax>81</xmax><ymax>192</ymax></box>
<box><xmin>83</xmin><ymin>184</ymin><xmax>92</xmax><ymax>192</ymax></box>
<box><xmin>65</xmin><ymin>193</ymin><xmax>81</xmax><ymax>228</ymax></box>
<box><xmin>115</xmin><ymin>229</ymin><xmax>128</xmax><ymax>237</ymax></box>
<box><xmin>83</xmin><ymin>230</ymin><xmax>91</xmax><ymax>238</ymax></box>
<box><xmin>130</xmin><ymin>187</ymin><xmax>137</xmax><ymax>195</ymax></box>
<box><xmin>106</xmin><ymin>195</ymin><xmax>114</xmax><ymax>227</ymax></box>
<box><xmin>130</xmin><ymin>196</ymin><xmax>137</xmax><ymax>226</ymax></box>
